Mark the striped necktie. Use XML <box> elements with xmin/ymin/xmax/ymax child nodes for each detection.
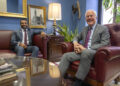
<box><xmin>24</xmin><ymin>29</ymin><xmax>27</xmax><ymax>45</ymax></box>
<box><xmin>84</xmin><ymin>28</ymin><xmax>92</xmax><ymax>48</ymax></box>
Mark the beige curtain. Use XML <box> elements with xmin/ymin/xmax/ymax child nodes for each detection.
<box><xmin>0</xmin><ymin>0</ymin><xmax>7</xmax><ymax>12</ymax></box>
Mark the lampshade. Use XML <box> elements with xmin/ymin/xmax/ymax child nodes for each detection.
<box><xmin>48</xmin><ymin>3</ymin><xmax>62</xmax><ymax>20</ymax></box>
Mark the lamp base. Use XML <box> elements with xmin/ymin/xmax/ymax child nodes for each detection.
<box><xmin>53</xmin><ymin>19</ymin><xmax>57</xmax><ymax>35</ymax></box>
<box><xmin>53</xmin><ymin>27</ymin><xmax>56</xmax><ymax>35</ymax></box>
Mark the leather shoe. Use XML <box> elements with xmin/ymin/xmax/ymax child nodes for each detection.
<box><xmin>64</xmin><ymin>74</ymin><xmax>76</xmax><ymax>81</ymax></box>
<box><xmin>82</xmin><ymin>82</ymin><xmax>91</xmax><ymax>86</ymax></box>
<box><xmin>72</xmin><ymin>79</ymin><xmax>82</xmax><ymax>86</ymax></box>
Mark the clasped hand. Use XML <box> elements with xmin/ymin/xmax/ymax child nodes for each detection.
<box><xmin>19</xmin><ymin>43</ymin><xmax>27</xmax><ymax>49</ymax></box>
<box><xmin>73</xmin><ymin>42</ymin><xmax>86</xmax><ymax>53</ymax></box>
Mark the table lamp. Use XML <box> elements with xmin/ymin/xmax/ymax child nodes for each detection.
<box><xmin>48</xmin><ymin>3</ymin><xmax>62</xmax><ymax>35</ymax></box>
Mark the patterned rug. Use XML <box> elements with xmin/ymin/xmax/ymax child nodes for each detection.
<box><xmin>108</xmin><ymin>81</ymin><xmax>120</xmax><ymax>86</ymax></box>
<box><xmin>62</xmin><ymin>79</ymin><xmax>120</xmax><ymax>86</ymax></box>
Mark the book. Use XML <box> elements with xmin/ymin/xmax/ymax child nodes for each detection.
<box><xmin>0</xmin><ymin>72</ymin><xmax>17</xmax><ymax>85</ymax></box>
<box><xmin>0</xmin><ymin>63</ymin><xmax>13</xmax><ymax>74</ymax></box>
<box><xmin>0</xmin><ymin>59</ymin><xmax>6</xmax><ymax>66</ymax></box>
<box><xmin>0</xmin><ymin>63</ymin><xmax>13</xmax><ymax>70</ymax></box>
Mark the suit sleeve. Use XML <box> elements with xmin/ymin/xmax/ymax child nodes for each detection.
<box><xmin>11</xmin><ymin>31</ymin><xmax>19</xmax><ymax>46</ymax></box>
<box><xmin>91</xmin><ymin>26</ymin><xmax>110</xmax><ymax>50</ymax></box>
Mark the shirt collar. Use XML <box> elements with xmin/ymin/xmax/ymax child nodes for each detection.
<box><xmin>89</xmin><ymin>23</ymin><xmax>97</xmax><ymax>30</ymax></box>
<box><xmin>21</xmin><ymin>28</ymin><xmax>28</xmax><ymax>31</ymax></box>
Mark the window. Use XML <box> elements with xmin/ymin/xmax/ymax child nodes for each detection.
<box><xmin>102</xmin><ymin>1</ymin><xmax>114</xmax><ymax>24</ymax></box>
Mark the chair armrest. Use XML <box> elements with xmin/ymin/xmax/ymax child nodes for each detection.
<box><xmin>95</xmin><ymin>46</ymin><xmax>120</xmax><ymax>60</ymax></box>
<box><xmin>60</xmin><ymin>42</ymin><xmax>74</xmax><ymax>53</ymax></box>
<box><xmin>33</xmin><ymin>34</ymin><xmax>48</xmax><ymax>59</ymax></box>
<box><xmin>94</xmin><ymin>46</ymin><xmax>120</xmax><ymax>82</ymax></box>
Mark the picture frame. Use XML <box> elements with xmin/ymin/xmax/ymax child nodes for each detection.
<box><xmin>30</xmin><ymin>58</ymin><xmax>47</xmax><ymax>76</ymax></box>
<box><xmin>28</xmin><ymin>5</ymin><xmax>46</xmax><ymax>28</ymax></box>
<box><xmin>0</xmin><ymin>0</ymin><xmax>27</xmax><ymax>18</ymax></box>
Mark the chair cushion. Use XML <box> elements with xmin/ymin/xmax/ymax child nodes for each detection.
<box><xmin>0</xmin><ymin>50</ymin><xmax>43</xmax><ymax>58</ymax></box>
<box><xmin>24</xmin><ymin>51</ymin><xmax>43</xmax><ymax>58</ymax></box>
<box><xmin>0</xmin><ymin>50</ymin><xmax>16</xmax><ymax>58</ymax></box>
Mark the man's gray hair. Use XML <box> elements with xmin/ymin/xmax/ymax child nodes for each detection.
<box><xmin>85</xmin><ymin>9</ymin><xmax>97</xmax><ymax>17</ymax></box>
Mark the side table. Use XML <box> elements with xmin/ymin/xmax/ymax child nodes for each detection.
<box><xmin>47</xmin><ymin>35</ymin><xmax>64</xmax><ymax>62</ymax></box>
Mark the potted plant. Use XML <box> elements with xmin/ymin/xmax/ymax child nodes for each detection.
<box><xmin>56</xmin><ymin>24</ymin><xmax>78</xmax><ymax>42</ymax></box>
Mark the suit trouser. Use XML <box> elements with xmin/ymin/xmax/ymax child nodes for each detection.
<box><xmin>58</xmin><ymin>49</ymin><xmax>96</xmax><ymax>80</ymax></box>
<box><xmin>15</xmin><ymin>45</ymin><xmax>39</xmax><ymax>57</ymax></box>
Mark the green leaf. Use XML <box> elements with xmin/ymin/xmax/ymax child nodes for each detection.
<box><xmin>115</xmin><ymin>14</ymin><xmax>120</xmax><ymax>23</ymax></box>
<box><xmin>102</xmin><ymin>0</ymin><xmax>112</xmax><ymax>10</ymax></box>
<box><xmin>117</xmin><ymin>0</ymin><xmax>120</xmax><ymax>3</ymax></box>
<box><xmin>109</xmin><ymin>2</ymin><xmax>112</xmax><ymax>8</ymax></box>
<box><xmin>57</xmin><ymin>23</ymin><xmax>78</xmax><ymax>42</ymax></box>
<box><xmin>117</xmin><ymin>6</ymin><xmax>120</xmax><ymax>12</ymax></box>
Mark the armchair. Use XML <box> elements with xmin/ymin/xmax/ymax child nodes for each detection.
<box><xmin>33</xmin><ymin>34</ymin><xmax>48</xmax><ymax>59</ymax></box>
<box><xmin>60</xmin><ymin>23</ymin><xmax>120</xmax><ymax>86</ymax></box>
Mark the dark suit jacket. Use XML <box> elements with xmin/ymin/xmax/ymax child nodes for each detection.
<box><xmin>11</xmin><ymin>28</ymin><xmax>41</xmax><ymax>48</ymax></box>
<box><xmin>73</xmin><ymin>24</ymin><xmax>110</xmax><ymax>50</ymax></box>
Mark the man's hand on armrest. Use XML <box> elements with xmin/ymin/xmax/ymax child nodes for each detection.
<box><xmin>40</xmin><ymin>32</ymin><xmax>46</xmax><ymax>38</ymax></box>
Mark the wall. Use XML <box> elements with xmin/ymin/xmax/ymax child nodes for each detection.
<box><xmin>7</xmin><ymin>0</ymin><xmax>18</xmax><ymax>13</ymax></box>
<box><xmin>0</xmin><ymin>0</ymin><xmax>98</xmax><ymax>34</ymax></box>
<box><xmin>72</xmin><ymin>0</ymin><xmax>86</xmax><ymax>32</ymax></box>
<box><xmin>86</xmin><ymin>0</ymin><xmax>99</xmax><ymax>25</ymax></box>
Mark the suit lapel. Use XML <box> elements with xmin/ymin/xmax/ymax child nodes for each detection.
<box><xmin>18</xmin><ymin>29</ymin><xmax>22</xmax><ymax>41</ymax></box>
<box><xmin>83</xmin><ymin>27</ymin><xmax>89</xmax><ymax>43</ymax></box>
<box><xmin>27</xmin><ymin>29</ymin><xmax>31</xmax><ymax>42</ymax></box>
<box><xmin>91</xmin><ymin>24</ymin><xmax>99</xmax><ymax>43</ymax></box>
<box><xmin>92</xmin><ymin>24</ymin><xmax>98</xmax><ymax>38</ymax></box>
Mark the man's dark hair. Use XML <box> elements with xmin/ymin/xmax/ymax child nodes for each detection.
<box><xmin>20</xmin><ymin>19</ymin><xmax>28</xmax><ymax>24</ymax></box>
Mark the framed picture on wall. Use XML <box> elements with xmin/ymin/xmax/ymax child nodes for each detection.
<box><xmin>28</xmin><ymin>5</ymin><xmax>46</xmax><ymax>28</ymax></box>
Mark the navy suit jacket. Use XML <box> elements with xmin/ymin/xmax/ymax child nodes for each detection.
<box><xmin>11</xmin><ymin>28</ymin><xmax>41</xmax><ymax>48</ymax></box>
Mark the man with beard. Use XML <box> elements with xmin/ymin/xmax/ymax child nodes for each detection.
<box><xmin>11</xmin><ymin>19</ymin><xmax>46</xmax><ymax>57</ymax></box>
